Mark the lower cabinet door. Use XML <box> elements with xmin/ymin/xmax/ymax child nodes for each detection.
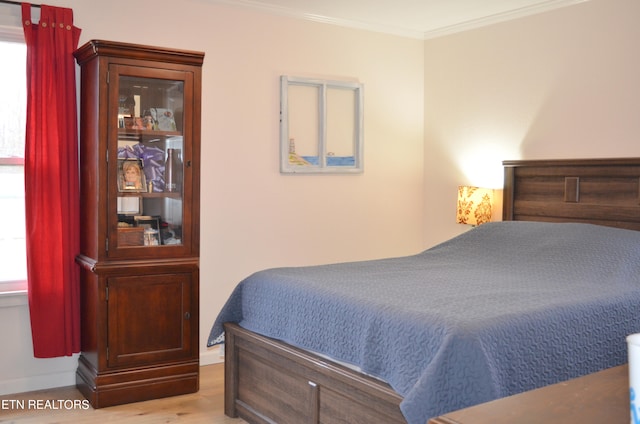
<box><xmin>106</xmin><ymin>272</ymin><xmax>195</xmax><ymax>368</ymax></box>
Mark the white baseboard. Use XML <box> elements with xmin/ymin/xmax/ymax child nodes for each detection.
<box><xmin>0</xmin><ymin>349</ymin><xmax>225</xmax><ymax>396</ymax></box>
<box><xmin>0</xmin><ymin>370</ymin><xmax>76</xmax><ymax>397</ymax></box>
<box><xmin>200</xmin><ymin>345</ymin><xmax>224</xmax><ymax>366</ymax></box>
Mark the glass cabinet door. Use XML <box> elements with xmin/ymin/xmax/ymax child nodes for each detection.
<box><xmin>109</xmin><ymin>65</ymin><xmax>194</xmax><ymax>257</ymax></box>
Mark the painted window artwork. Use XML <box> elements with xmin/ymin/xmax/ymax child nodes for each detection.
<box><xmin>280</xmin><ymin>76</ymin><xmax>363</xmax><ymax>174</ymax></box>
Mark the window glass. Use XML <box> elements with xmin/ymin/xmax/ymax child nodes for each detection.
<box><xmin>0</xmin><ymin>39</ymin><xmax>27</xmax><ymax>290</ymax></box>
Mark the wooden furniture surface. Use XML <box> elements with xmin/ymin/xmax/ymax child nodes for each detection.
<box><xmin>428</xmin><ymin>365</ymin><xmax>628</xmax><ymax>424</ymax></box>
<box><xmin>223</xmin><ymin>158</ymin><xmax>640</xmax><ymax>424</ymax></box>
<box><xmin>224</xmin><ymin>323</ymin><xmax>406</xmax><ymax>424</ymax></box>
<box><xmin>0</xmin><ymin>364</ymin><xmax>246</xmax><ymax>424</ymax></box>
<box><xmin>73</xmin><ymin>40</ymin><xmax>204</xmax><ymax>408</ymax></box>
<box><xmin>503</xmin><ymin>157</ymin><xmax>640</xmax><ymax>230</ymax></box>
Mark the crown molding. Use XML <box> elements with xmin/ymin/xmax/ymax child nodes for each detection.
<box><xmin>423</xmin><ymin>0</ymin><xmax>590</xmax><ymax>40</ymax></box>
<box><xmin>208</xmin><ymin>0</ymin><xmax>425</xmax><ymax>39</ymax></box>
<box><xmin>207</xmin><ymin>0</ymin><xmax>589</xmax><ymax>40</ymax></box>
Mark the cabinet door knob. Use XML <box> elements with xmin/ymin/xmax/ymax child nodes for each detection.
<box><xmin>184</xmin><ymin>312</ymin><xmax>191</xmax><ymax>320</ymax></box>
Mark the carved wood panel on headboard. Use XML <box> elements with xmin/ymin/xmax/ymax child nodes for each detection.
<box><xmin>503</xmin><ymin>158</ymin><xmax>640</xmax><ymax>231</ymax></box>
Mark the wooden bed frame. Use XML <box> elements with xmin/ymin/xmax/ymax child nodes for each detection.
<box><xmin>224</xmin><ymin>158</ymin><xmax>640</xmax><ymax>424</ymax></box>
<box><xmin>503</xmin><ymin>157</ymin><xmax>640</xmax><ymax>230</ymax></box>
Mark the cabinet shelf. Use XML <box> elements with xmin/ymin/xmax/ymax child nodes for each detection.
<box><xmin>118</xmin><ymin>191</ymin><xmax>182</xmax><ymax>199</ymax></box>
<box><xmin>118</xmin><ymin>128</ymin><xmax>182</xmax><ymax>138</ymax></box>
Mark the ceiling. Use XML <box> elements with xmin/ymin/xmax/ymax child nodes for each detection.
<box><xmin>212</xmin><ymin>0</ymin><xmax>587</xmax><ymax>39</ymax></box>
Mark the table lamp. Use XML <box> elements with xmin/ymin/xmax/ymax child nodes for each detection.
<box><xmin>456</xmin><ymin>186</ymin><xmax>493</xmax><ymax>226</ymax></box>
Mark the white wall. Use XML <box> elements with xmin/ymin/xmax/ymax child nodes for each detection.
<box><xmin>423</xmin><ymin>0</ymin><xmax>640</xmax><ymax>247</ymax></box>
<box><xmin>0</xmin><ymin>0</ymin><xmax>425</xmax><ymax>394</ymax></box>
<box><xmin>0</xmin><ymin>295</ymin><xmax>80</xmax><ymax>394</ymax></box>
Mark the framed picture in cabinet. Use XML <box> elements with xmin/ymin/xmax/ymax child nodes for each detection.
<box><xmin>134</xmin><ymin>215</ymin><xmax>161</xmax><ymax>246</ymax></box>
<box><xmin>117</xmin><ymin>197</ymin><xmax>142</xmax><ymax>215</ymax></box>
<box><xmin>118</xmin><ymin>158</ymin><xmax>147</xmax><ymax>192</ymax></box>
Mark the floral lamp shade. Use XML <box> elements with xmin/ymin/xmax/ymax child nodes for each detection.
<box><xmin>456</xmin><ymin>186</ymin><xmax>494</xmax><ymax>226</ymax></box>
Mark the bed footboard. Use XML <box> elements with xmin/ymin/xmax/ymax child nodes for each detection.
<box><xmin>224</xmin><ymin>323</ymin><xmax>406</xmax><ymax>424</ymax></box>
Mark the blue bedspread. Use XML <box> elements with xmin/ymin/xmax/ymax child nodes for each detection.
<box><xmin>208</xmin><ymin>221</ymin><xmax>640</xmax><ymax>423</ymax></box>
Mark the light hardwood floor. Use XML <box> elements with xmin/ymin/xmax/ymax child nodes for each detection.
<box><xmin>0</xmin><ymin>364</ymin><xmax>246</xmax><ymax>423</ymax></box>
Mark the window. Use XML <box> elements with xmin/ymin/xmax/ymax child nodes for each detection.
<box><xmin>280</xmin><ymin>76</ymin><xmax>364</xmax><ymax>174</ymax></box>
<box><xmin>0</xmin><ymin>38</ymin><xmax>27</xmax><ymax>293</ymax></box>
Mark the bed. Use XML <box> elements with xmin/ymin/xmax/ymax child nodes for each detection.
<box><xmin>208</xmin><ymin>158</ymin><xmax>640</xmax><ymax>424</ymax></box>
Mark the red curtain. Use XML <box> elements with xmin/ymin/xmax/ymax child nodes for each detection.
<box><xmin>21</xmin><ymin>3</ymin><xmax>82</xmax><ymax>358</ymax></box>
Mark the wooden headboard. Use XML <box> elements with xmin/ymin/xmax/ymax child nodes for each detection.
<box><xmin>503</xmin><ymin>158</ymin><xmax>640</xmax><ymax>231</ymax></box>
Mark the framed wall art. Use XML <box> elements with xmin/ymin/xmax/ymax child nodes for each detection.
<box><xmin>280</xmin><ymin>76</ymin><xmax>364</xmax><ymax>174</ymax></box>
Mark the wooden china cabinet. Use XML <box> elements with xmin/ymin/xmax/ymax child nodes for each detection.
<box><xmin>73</xmin><ymin>40</ymin><xmax>204</xmax><ymax>408</ymax></box>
